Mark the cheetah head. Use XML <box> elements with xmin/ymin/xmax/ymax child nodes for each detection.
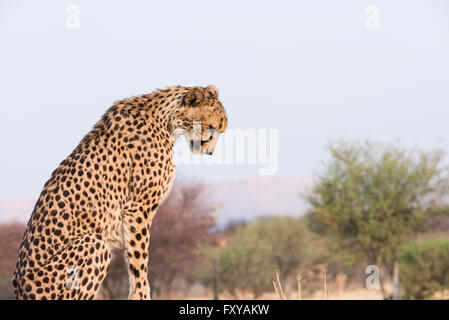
<box><xmin>172</xmin><ymin>85</ymin><xmax>227</xmax><ymax>155</ymax></box>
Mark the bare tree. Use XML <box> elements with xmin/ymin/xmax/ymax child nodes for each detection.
<box><xmin>149</xmin><ymin>183</ymin><xmax>217</xmax><ymax>297</ymax></box>
<box><xmin>0</xmin><ymin>223</ymin><xmax>26</xmax><ymax>299</ymax></box>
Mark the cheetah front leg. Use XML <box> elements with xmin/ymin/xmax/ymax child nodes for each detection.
<box><xmin>122</xmin><ymin>207</ymin><xmax>152</xmax><ymax>300</ymax></box>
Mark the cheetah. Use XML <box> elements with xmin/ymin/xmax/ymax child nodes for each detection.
<box><xmin>12</xmin><ymin>85</ymin><xmax>227</xmax><ymax>300</ymax></box>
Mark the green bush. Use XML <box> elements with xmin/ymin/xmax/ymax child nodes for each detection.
<box><xmin>198</xmin><ymin>217</ymin><xmax>318</xmax><ymax>298</ymax></box>
<box><xmin>219</xmin><ymin>227</ymin><xmax>274</xmax><ymax>297</ymax></box>
<box><xmin>400</xmin><ymin>237</ymin><xmax>449</xmax><ymax>299</ymax></box>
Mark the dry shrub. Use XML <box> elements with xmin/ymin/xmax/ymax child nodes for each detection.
<box><xmin>0</xmin><ymin>223</ymin><xmax>26</xmax><ymax>299</ymax></box>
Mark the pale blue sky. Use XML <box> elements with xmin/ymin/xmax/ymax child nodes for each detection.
<box><xmin>1</xmin><ymin>0</ymin><xmax>449</xmax><ymax>200</ymax></box>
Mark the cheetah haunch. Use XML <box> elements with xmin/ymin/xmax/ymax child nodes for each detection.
<box><xmin>12</xmin><ymin>85</ymin><xmax>227</xmax><ymax>300</ymax></box>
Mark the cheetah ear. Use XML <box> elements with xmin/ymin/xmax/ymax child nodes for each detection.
<box><xmin>184</xmin><ymin>87</ymin><xmax>205</xmax><ymax>107</ymax></box>
<box><xmin>206</xmin><ymin>85</ymin><xmax>219</xmax><ymax>98</ymax></box>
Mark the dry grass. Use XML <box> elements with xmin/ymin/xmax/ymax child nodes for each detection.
<box><xmin>161</xmin><ymin>283</ymin><xmax>386</xmax><ymax>300</ymax></box>
<box><xmin>272</xmin><ymin>269</ymin><xmax>286</xmax><ymax>300</ymax></box>
<box><xmin>168</xmin><ymin>288</ymin><xmax>384</xmax><ymax>300</ymax></box>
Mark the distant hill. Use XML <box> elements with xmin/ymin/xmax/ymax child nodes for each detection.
<box><xmin>0</xmin><ymin>177</ymin><xmax>315</xmax><ymax>226</ymax></box>
<box><xmin>208</xmin><ymin>177</ymin><xmax>315</xmax><ymax>225</ymax></box>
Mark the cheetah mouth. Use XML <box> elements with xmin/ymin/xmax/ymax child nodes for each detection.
<box><xmin>201</xmin><ymin>135</ymin><xmax>213</xmax><ymax>145</ymax></box>
<box><xmin>190</xmin><ymin>135</ymin><xmax>213</xmax><ymax>148</ymax></box>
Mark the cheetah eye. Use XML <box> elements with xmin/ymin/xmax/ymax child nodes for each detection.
<box><xmin>201</xmin><ymin>127</ymin><xmax>216</xmax><ymax>143</ymax></box>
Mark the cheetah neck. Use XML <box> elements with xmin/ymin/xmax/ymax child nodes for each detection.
<box><xmin>140</xmin><ymin>86</ymin><xmax>189</xmax><ymax>140</ymax></box>
<box><xmin>81</xmin><ymin>87</ymin><xmax>189</xmax><ymax>157</ymax></box>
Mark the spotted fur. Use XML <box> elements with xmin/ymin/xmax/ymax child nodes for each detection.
<box><xmin>12</xmin><ymin>85</ymin><xmax>227</xmax><ymax>300</ymax></box>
